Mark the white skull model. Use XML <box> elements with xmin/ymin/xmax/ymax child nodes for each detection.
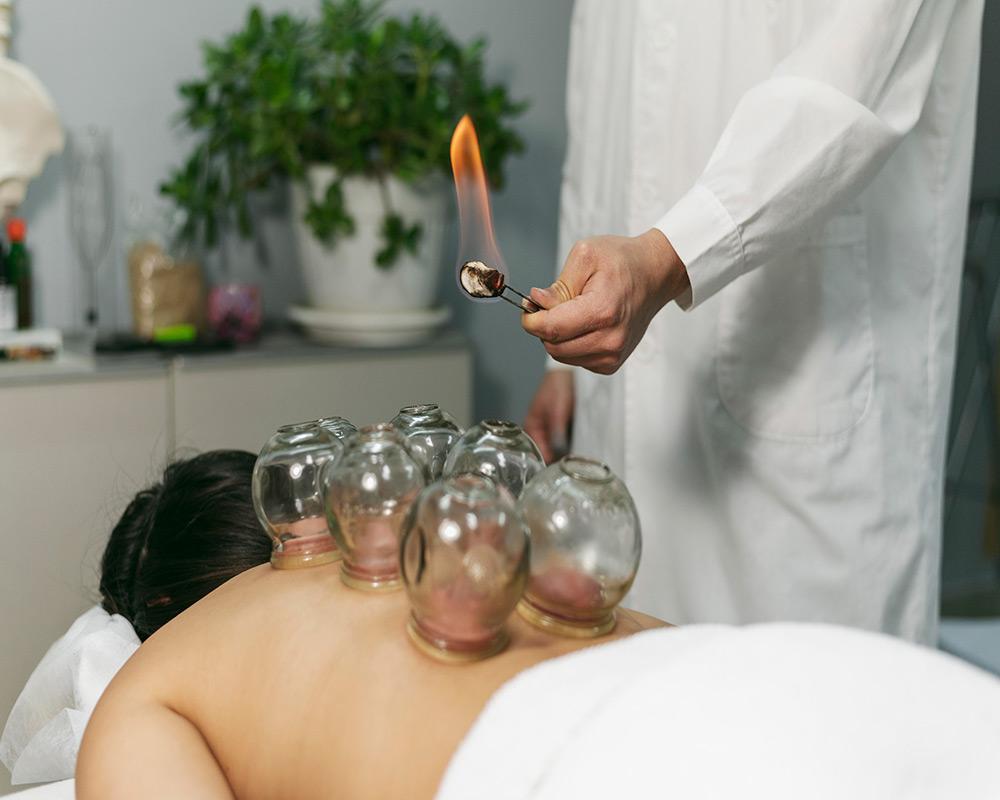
<box><xmin>0</xmin><ymin>1</ymin><xmax>64</xmax><ymax>218</ymax></box>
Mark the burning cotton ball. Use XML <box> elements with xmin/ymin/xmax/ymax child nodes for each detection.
<box><xmin>460</xmin><ymin>260</ymin><xmax>505</xmax><ymax>299</ymax></box>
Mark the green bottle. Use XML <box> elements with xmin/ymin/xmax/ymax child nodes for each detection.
<box><xmin>0</xmin><ymin>228</ymin><xmax>15</xmax><ymax>332</ymax></box>
<box><xmin>6</xmin><ymin>218</ymin><xmax>31</xmax><ymax>329</ymax></box>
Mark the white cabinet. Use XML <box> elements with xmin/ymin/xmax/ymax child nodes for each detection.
<box><xmin>0</xmin><ymin>333</ymin><xmax>472</xmax><ymax>794</ymax></box>
<box><xmin>0</xmin><ymin>370</ymin><xmax>170</xmax><ymax>795</ymax></box>
<box><xmin>172</xmin><ymin>336</ymin><xmax>472</xmax><ymax>453</ymax></box>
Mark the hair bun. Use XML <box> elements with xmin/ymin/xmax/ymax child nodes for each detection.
<box><xmin>99</xmin><ymin>484</ymin><xmax>162</xmax><ymax>623</ymax></box>
<box><xmin>99</xmin><ymin>450</ymin><xmax>269</xmax><ymax>640</ymax></box>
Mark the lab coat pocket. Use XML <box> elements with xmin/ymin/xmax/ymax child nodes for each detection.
<box><xmin>715</xmin><ymin>214</ymin><xmax>874</xmax><ymax>442</ymax></box>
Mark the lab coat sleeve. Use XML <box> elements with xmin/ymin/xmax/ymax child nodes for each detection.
<box><xmin>656</xmin><ymin>0</ymin><xmax>966</xmax><ymax>310</ymax></box>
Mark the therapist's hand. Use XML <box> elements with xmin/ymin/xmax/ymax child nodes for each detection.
<box><xmin>522</xmin><ymin>229</ymin><xmax>689</xmax><ymax>374</ymax></box>
<box><xmin>524</xmin><ymin>369</ymin><xmax>574</xmax><ymax>463</ymax></box>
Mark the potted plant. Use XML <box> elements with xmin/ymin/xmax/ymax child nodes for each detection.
<box><xmin>160</xmin><ymin>0</ymin><xmax>525</xmax><ymax>318</ymax></box>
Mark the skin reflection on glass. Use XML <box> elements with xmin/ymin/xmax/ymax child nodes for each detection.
<box><xmin>517</xmin><ymin>456</ymin><xmax>642</xmax><ymax>638</ymax></box>
<box><xmin>401</xmin><ymin>474</ymin><xmax>529</xmax><ymax>662</ymax></box>
<box><xmin>252</xmin><ymin>422</ymin><xmax>344</xmax><ymax>569</ymax></box>
<box><xmin>322</xmin><ymin>424</ymin><xmax>426</xmax><ymax>591</ymax></box>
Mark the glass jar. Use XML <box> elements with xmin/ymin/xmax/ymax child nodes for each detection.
<box><xmin>390</xmin><ymin>403</ymin><xmax>463</xmax><ymax>480</ymax></box>
<box><xmin>401</xmin><ymin>474</ymin><xmax>529</xmax><ymax>662</ymax></box>
<box><xmin>317</xmin><ymin>415</ymin><xmax>358</xmax><ymax>442</ymax></box>
<box><xmin>517</xmin><ymin>456</ymin><xmax>641</xmax><ymax>637</ymax></box>
<box><xmin>322</xmin><ymin>424</ymin><xmax>425</xmax><ymax>591</ymax></box>
<box><xmin>442</xmin><ymin>419</ymin><xmax>544</xmax><ymax>498</ymax></box>
<box><xmin>252</xmin><ymin>422</ymin><xmax>344</xmax><ymax>569</ymax></box>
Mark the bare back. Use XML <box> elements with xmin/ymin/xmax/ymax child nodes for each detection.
<box><xmin>78</xmin><ymin>563</ymin><xmax>664</xmax><ymax>799</ymax></box>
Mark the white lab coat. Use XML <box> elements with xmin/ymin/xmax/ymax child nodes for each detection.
<box><xmin>560</xmin><ymin>0</ymin><xmax>983</xmax><ymax>643</ymax></box>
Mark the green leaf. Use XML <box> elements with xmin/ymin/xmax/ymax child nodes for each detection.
<box><xmin>161</xmin><ymin>0</ymin><xmax>527</xmax><ymax>261</ymax></box>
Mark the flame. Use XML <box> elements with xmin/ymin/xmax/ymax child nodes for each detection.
<box><xmin>450</xmin><ymin>115</ymin><xmax>507</xmax><ymax>298</ymax></box>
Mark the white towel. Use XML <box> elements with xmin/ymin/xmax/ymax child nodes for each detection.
<box><xmin>436</xmin><ymin>623</ymin><xmax>1000</xmax><ymax>800</ymax></box>
<box><xmin>5</xmin><ymin>779</ymin><xmax>74</xmax><ymax>799</ymax></box>
<box><xmin>0</xmin><ymin>606</ymin><xmax>139</xmax><ymax>785</ymax></box>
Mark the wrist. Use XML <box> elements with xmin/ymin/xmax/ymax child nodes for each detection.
<box><xmin>639</xmin><ymin>228</ymin><xmax>690</xmax><ymax>308</ymax></box>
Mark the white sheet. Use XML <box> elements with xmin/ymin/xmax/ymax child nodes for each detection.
<box><xmin>0</xmin><ymin>607</ymin><xmax>139</xmax><ymax>785</ymax></box>
<box><xmin>437</xmin><ymin>623</ymin><xmax>1000</xmax><ymax>799</ymax></box>
<box><xmin>5</xmin><ymin>779</ymin><xmax>74</xmax><ymax>799</ymax></box>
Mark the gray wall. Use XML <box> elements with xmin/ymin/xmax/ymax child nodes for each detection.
<box><xmin>12</xmin><ymin>0</ymin><xmax>572</xmax><ymax>424</ymax></box>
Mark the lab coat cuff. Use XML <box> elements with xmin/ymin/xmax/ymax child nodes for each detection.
<box><xmin>656</xmin><ymin>183</ymin><xmax>746</xmax><ymax>311</ymax></box>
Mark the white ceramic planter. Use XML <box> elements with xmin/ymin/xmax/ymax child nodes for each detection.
<box><xmin>291</xmin><ymin>166</ymin><xmax>450</xmax><ymax>312</ymax></box>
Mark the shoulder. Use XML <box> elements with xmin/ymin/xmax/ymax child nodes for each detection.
<box><xmin>77</xmin><ymin>683</ymin><xmax>232</xmax><ymax>798</ymax></box>
<box><xmin>86</xmin><ymin>565</ymin><xmax>278</xmax><ymax>722</ymax></box>
<box><xmin>76</xmin><ymin>565</ymin><xmax>284</xmax><ymax>797</ymax></box>
<box><xmin>618</xmin><ymin>606</ymin><xmax>672</xmax><ymax>632</ymax></box>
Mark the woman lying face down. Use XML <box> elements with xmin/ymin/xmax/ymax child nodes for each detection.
<box><xmin>76</xmin><ymin>450</ymin><xmax>665</xmax><ymax>799</ymax></box>
<box><xmin>72</xmin><ymin>453</ymin><xmax>1000</xmax><ymax>799</ymax></box>
<box><xmin>77</xmin><ymin>565</ymin><xmax>664</xmax><ymax>799</ymax></box>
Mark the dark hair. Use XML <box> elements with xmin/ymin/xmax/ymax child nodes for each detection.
<box><xmin>99</xmin><ymin>450</ymin><xmax>271</xmax><ymax>640</ymax></box>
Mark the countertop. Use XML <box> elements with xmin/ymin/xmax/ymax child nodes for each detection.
<box><xmin>0</xmin><ymin>328</ymin><xmax>470</xmax><ymax>388</ymax></box>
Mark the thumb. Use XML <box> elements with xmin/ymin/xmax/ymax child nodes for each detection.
<box><xmin>530</xmin><ymin>279</ymin><xmax>573</xmax><ymax>310</ymax></box>
<box><xmin>531</xmin><ymin>239</ymin><xmax>599</xmax><ymax>309</ymax></box>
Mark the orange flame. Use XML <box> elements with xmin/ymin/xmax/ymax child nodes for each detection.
<box><xmin>450</xmin><ymin>115</ymin><xmax>507</xmax><ymax>291</ymax></box>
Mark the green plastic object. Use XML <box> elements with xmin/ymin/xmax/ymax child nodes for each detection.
<box><xmin>152</xmin><ymin>324</ymin><xmax>197</xmax><ymax>343</ymax></box>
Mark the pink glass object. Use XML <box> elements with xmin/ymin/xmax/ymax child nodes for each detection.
<box><xmin>321</xmin><ymin>424</ymin><xmax>425</xmax><ymax>591</ymax></box>
<box><xmin>517</xmin><ymin>456</ymin><xmax>641</xmax><ymax>638</ymax></box>
<box><xmin>401</xmin><ymin>474</ymin><xmax>529</xmax><ymax>662</ymax></box>
<box><xmin>252</xmin><ymin>421</ymin><xmax>344</xmax><ymax>569</ymax></box>
<box><xmin>208</xmin><ymin>283</ymin><xmax>262</xmax><ymax>343</ymax></box>
<box><xmin>442</xmin><ymin>419</ymin><xmax>544</xmax><ymax>498</ymax></box>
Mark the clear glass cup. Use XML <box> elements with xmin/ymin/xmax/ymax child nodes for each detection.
<box><xmin>517</xmin><ymin>456</ymin><xmax>642</xmax><ymax>638</ymax></box>
<box><xmin>317</xmin><ymin>415</ymin><xmax>359</xmax><ymax>442</ymax></box>
<box><xmin>68</xmin><ymin>126</ymin><xmax>114</xmax><ymax>333</ymax></box>
<box><xmin>442</xmin><ymin>419</ymin><xmax>544</xmax><ymax>498</ymax></box>
<box><xmin>390</xmin><ymin>403</ymin><xmax>463</xmax><ymax>480</ymax></box>
<box><xmin>252</xmin><ymin>422</ymin><xmax>344</xmax><ymax>569</ymax></box>
<box><xmin>401</xmin><ymin>474</ymin><xmax>529</xmax><ymax>662</ymax></box>
<box><xmin>322</xmin><ymin>424</ymin><xmax>425</xmax><ymax>591</ymax></box>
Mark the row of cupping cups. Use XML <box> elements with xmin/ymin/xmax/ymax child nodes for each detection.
<box><xmin>251</xmin><ymin>403</ymin><xmax>642</xmax><ymax>662</ymax></box>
